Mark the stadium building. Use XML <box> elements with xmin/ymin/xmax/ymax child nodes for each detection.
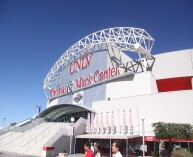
<box><xmin>0</xmin><ymin>27</ymin><xmax>193</xmax><ymax>156</ymax></box>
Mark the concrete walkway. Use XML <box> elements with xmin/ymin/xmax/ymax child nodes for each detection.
<box><xmin>0</xmin><ymin>152</ymin><xmax>37</xmax><ymax>157</ymax></box>
<box><xmin>0</xmin><ymin>152</ymin><xmax>153</xmax><ymax>157</ymax></box>
<box><xmin>0</xmin><ymin>152</ymin><xmax>85</xmax><ymax>157</ymax></box>
<box><xmin>55</xmin><ymin>154</ymin><xmax>85</xmax><ymax>157</ymax></box>
<box><xmin>61</xmin><ymin>154</ymin><xmax>85</xmax><ymax>157</ymax></box>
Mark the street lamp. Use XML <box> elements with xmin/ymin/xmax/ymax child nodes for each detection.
<box><xmin>186</xmin><ymin>129</ymin><xmax>190</xmax><ymax>151</ymax></box>
<box><xmin>69</xmin><ymin>117</ymin><xmax>75</xmax><ymax>156</ymax></box>
<box><xmin>141</xmin><ymin>115</ymin><xmax>145</xmax><ymax>157</ymax></box>
<box><xmin>71</xmin><ymin>117</ymin><xmax>75</xmax><ymax>123</ymax></box>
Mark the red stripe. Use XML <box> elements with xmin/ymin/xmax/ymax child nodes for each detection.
<box><xmin>156</xmin><ymin>76</ymin><xmax>192</xmax><ymax>92</ymax></box>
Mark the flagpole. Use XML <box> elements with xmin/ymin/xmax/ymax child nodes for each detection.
<box><xmin>35</xmin><ymin>104</ymin><xmax>41</xmax><ymax>119</ymax></box>
<box><xmin>38</xmin><ymin>104</ymin><xmax>40</xmax><ymax>118</ymax></box>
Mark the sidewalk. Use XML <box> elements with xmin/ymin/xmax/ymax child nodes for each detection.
<box><xmin>0</xmin><ymin>152</ymin><xmax>152</xmax><ymax>157</ymax></box>
<box><xmin>0</xmin><ymin>152</ymin><xmax>37</xmax><ymax>157</ymax></box>
<box><xmin>61</xmin><ymin>154</ymin><xmax>85</xmax><ymax>157</ymax></box>
<box><xmin>0</xmin><ymin>152</ymin><xmax>85</xmax><ymax>157</ymax></box>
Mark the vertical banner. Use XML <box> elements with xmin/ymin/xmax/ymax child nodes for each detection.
<box><xmin>110</xmin><ymin>111</ymin><xmax>115</xmax><ymax>134</ymax></box>
<box><xmin>122</xmin><ymin>110</ymin><xmax>127</xmax><ymax>134</ymax></box>
<box><xmin>111</xmin><ymin>111</ymin><xmax>114</xmax><ymax>127</ymax></box>
<box><xmin>100</xmin><ymin>112</ymin><xmax>103</xmax><ymax>127</ymax></box>
<box><xmin>94</xmin><ymin>112</ymin><xmax>99</xmax><ymax>133</ymax></box>
<box><xmin>129</xmin><ymin>109</ymin><xmax>133</xmax><ymax>133</ymax></box>
<box><xmin>91</xmin><ymin>112</ymin><xmax>95</xmax><ymax>133</ymax></box>
<box><xmin>100</xmin><ymin>112</ymin><xmax>104</xmax><ymax>134</ymax></box>
<box><xmin>105</xmin><ymin>112</ymin><xmax>109</xmax><ymax>134</ymax></box>
<box><xmin>86</xmin><ymin>112</ymin><xmax>91</xmax><ymax>133</ymax></box>
<box><xmin>105</xmin><ymin>112</ymin><xmax>109</xmax><ymax>128</ymax></box>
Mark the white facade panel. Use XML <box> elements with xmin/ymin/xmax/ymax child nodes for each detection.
<box><xmin>106</xmin><ymin>72</ymin><xmax>158</xmax><ymax>99</ymax></box>
<box><xmin>152</xmin><ymin>49</ymin><xmax>193</xmax><ymax>79</ymax></box>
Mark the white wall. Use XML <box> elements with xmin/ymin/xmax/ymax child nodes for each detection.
<box><xmin>152</xmin><ymin>49</ymin><xmax>193</xmax><ymax>79</ymax></box>
<box><xmin>92</xmin><ymin>90</ymin><xmax>193</xmax><ymax>136</ymax></box>
<box><xmin>106</xmin><ymin>72</ymin><xmax>158</xmax><ymax>99</ymax></box>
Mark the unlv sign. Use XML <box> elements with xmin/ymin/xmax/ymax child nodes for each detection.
<box><xmin>70</xmin><ymin>53</ymin><xmax>92</xmax><ymax>75</ymax></box>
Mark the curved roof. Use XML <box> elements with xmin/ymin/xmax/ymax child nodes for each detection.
<box><xmin>44</xmin><ymin>27</ymin><xmax>154</xmax><ymax>90</ymax></box>
<box><xmin>39</xmin><ymin>104</ymin><xmax>94</xmax><ymax>120</ymax></box>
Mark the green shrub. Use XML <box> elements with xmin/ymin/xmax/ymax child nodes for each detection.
<box><xmin>171</xmin><ymin>148</ymin><xmax>192</xmax><ymax>157</ymax></box>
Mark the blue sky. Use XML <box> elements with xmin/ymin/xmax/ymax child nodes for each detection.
<box><xmin>0</xmin><ymin>0</ymin><xmax>193</xmax><ymax>127</ymax></box>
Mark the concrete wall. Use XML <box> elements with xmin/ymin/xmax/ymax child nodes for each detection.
<box><xmin>53</xmin><ymin>136</ymin><xmax>70</xmax><ymax>155</ymax></box>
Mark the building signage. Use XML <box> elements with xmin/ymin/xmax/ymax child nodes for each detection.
<box><xmin>70</xmin><ymin>53</ymin><xmax>93</xmax><ymax>75</ymax></box>
<box><xmin>50</xmin><ymin>52</ymin><xmax>132</xmax><ymax>98</ymax></box>
<box><xmin>72</xmin><ymin>91</ymin><xmax>84</xmax><ymax>105</ymax></box>
<box><xmin>50</xmin><ymin>66</ymin><xmax>119</xmax><ymax>98</ymax></box>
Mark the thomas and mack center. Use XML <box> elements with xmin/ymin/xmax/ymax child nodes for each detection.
<box><xmin>0</xmin><ymin>27</ymin><xmax>193</xmax><ymax>156</ymax></box>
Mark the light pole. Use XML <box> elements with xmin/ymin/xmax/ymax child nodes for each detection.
<box><xmin>141</xmin><ymin>115</ymin><xmax>145</xmax><ymax>157</ymax></box>
<box><xmin>3</xmin><ymin>118</ymin><xmax>6</xmax><ymax>127</ymax></box>
<box><xmin>186</xmin><ymin>130</ymin><xmax>190</xmax><ymax>151</ymax></box>
<box><xmin>69</xmin><ymin>117</ymin><xmax>75</xmax><ymax>156</ymax></box>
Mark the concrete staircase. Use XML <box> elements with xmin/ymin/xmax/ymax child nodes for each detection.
<box><xmin>0</xmin><ymin>118</ymin><xmax>87</xmax><ymax>156</ymax></box>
